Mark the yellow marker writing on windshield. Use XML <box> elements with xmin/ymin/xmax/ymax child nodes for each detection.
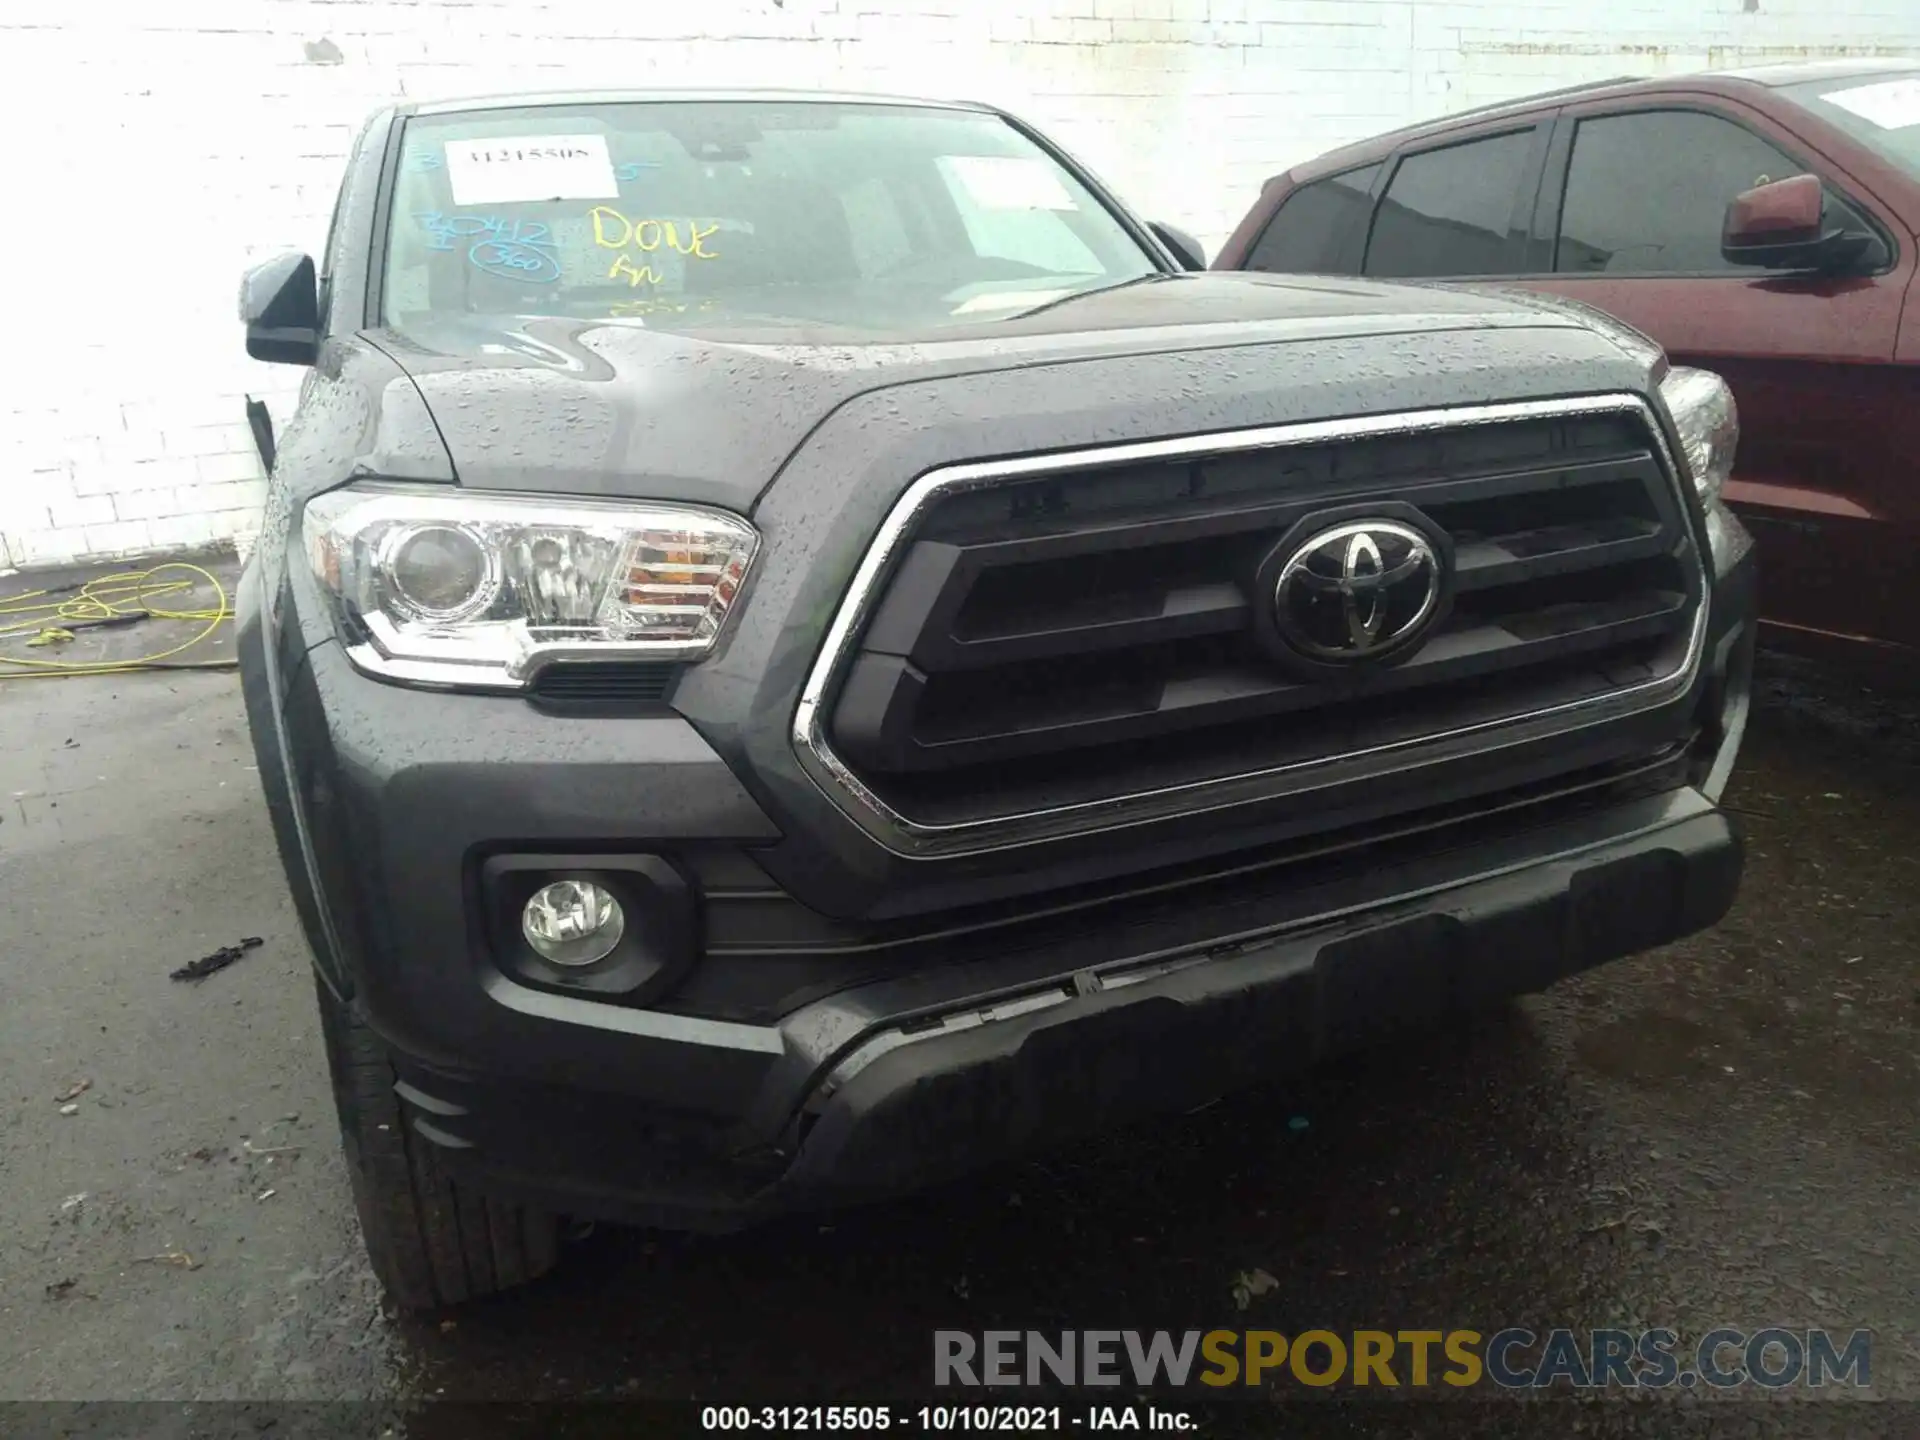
<box><xmin>589</xmin><ymin>206</ymin><xmax>721</xmax><ymax>259</ymax></box>
<box><xmin>608</xmin><ymin>254</ymin><xmax>662</xmax><ymax>287</ymax></box>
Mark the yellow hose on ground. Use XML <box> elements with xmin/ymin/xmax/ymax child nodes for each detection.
<box><xmin>0</xmin><ymin>562</ymin><xmax>236</xmax><ymax>678</ymax></box>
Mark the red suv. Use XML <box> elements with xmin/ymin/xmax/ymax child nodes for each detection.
<box><xmin>1214</xmin><ymin>60</ymin><xmax>1920</xmax><ymax>656</ymax></box>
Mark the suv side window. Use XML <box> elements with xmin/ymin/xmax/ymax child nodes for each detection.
<box><xmin>316</xmin><ymin>124</ymin><xmax>371</xmax><ymax>335</ymax></box>
<box><xmin>317</xmin><ymin>180</ymin><xmax>348</xmax><ymax>333</ymax></box>
<box><xmin>1555</xmin><ymin>110</ymin><xmax>1800</xmax><ymax>274</ymax></box>
<box><xmin>1244</xmin><ymin>164</ymin><xmax>1381</xmax><ymax>273</ymax></box>
<box><xmin>1363</xmin><ymin>130</ymin><xmax>1535</xmax><ymax>278</ymax></box>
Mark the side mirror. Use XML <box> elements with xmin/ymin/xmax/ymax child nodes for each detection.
<box><xmin>1721</xmin><ymin>174</ymin><xmax>1876</xmax><ymax>274</ymax></box>
<box><xmin>1150</xmin><ymin>221</ymin><xmax>1208</xmax><ymax>272</ymax></box>
<box><xmin>241</xmin><ymin>253</ymin><xmax>321</xmax><ymax>365</ymax></box>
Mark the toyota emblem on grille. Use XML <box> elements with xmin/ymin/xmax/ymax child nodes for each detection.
<box><xmin>1272</xmin><ymin>519</ymin><xmax>1444</xmax><ymax>663</ymax></box>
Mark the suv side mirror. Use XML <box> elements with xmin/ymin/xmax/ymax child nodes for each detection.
<box><xmin>1150</xmin><ymin>221</ymin><xmax>1207</xmax><ymax>271</ymax></box>
<box><xmin>241</xmin><ymin>253</ymin><xmax>321</xmax><ymax>365</ymax></box>
<box><xmin>1721</xmin><ymin>174</ymin><xmax>1877</xmax><ymax>275</ymax></box>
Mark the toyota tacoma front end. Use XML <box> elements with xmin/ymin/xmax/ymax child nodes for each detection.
<box><xmin>236</xmin><ymin>91</ymin><xmax>1754</xmax><ymax>1308</ymax></box>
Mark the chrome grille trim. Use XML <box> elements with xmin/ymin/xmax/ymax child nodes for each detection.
<box><xmin>792</xmin><ymin>393</ymin><xmax>1708</xmax><ymax>858</ymax></box>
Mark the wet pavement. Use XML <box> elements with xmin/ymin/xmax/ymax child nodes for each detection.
<box><xmin>0</xmin><ymin>626</ymin><xmax>1915</xmax><ymax>1432</ymax></box>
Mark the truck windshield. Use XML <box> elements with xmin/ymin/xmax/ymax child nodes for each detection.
<box><xmin>382</xmin><ymin>99</ymin><xmax>1160</xmax><ymax>334</ymax></box>
<box><xmin>1782</xmin><ymin>73</ymin><xmax>1920</xmax><ymax>183</ymax></box>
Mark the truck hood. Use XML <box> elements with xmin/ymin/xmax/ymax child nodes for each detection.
<box><xmin>367</xmin><ymin>272</ymin><xmax>1608</xmax><ymax>515</ymax></box>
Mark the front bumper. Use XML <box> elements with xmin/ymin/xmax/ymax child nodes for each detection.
<box><xmin>389</xmin><ymin>780</ymin><xmax>1738</xmax><ymax>1230</ymax></box>
<box><xmin>785</xmin><ymin>790</ymin><xmax>1740</xmax><ymax>1204</ymax></box>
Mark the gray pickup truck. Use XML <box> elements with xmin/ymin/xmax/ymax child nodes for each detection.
<box><xmin>236</xmin><ymin>89</ymin><xmax>1754</xmax><ymax>1309</ymax></box>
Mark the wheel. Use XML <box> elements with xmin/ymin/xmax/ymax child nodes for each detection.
<box><xmin>313</xmin><ymin>971</ymin><xmax>560</xmax><ymax>1310</ymax></box>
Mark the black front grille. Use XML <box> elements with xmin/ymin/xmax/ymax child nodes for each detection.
<box><xmin>823</xmin><ymin>407</ymin><xmax>1701</xmax><ymax>828</ymax></box>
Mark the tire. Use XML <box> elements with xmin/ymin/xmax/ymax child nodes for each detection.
<box><xmin>313</xmin><ymin>971</ymin><xmax>561</xmax><ymax>1311</ymax></box>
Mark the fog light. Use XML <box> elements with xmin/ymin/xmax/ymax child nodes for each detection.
<box><xmin>521</xmin><ymin>881</ymin><xmax>625</xmax><ymax>967</ymax></box>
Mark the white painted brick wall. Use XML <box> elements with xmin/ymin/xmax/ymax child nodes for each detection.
<box><xmin>2</xmin><ymin>0</ymin><xmax>1916</xmax><ymax>569</ymax></box>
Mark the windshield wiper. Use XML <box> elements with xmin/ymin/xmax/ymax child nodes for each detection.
<box><xmin>1007</xmin><ymin>271</ymin><xmax>1171</xmax><ymax>320</ymax></box>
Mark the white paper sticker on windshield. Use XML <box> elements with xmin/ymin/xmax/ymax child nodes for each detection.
<box><xmin>947</xmin><ymin>155</ymin><xmax>1078</xmax><ymax>210</ymax></box>
<box><xmin>1822</xmin><ymin>78</ymin><xmax>1920</xmax><ymax>130</ymax></box>
<box><xmin>444</xmin><ymin>134</ymin><xmax>619</xmax><ymax>207</ymax></box>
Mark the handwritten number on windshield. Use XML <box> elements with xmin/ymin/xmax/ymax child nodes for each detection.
<box><xmin>417</xmin><ymin>213</ymin><xmax>562</xmax><ymax>284</ymax></box>
<box><xmin>470</xmin><ymin>240</ymin><xmax>562</xmax><ymax>282</ymax></box>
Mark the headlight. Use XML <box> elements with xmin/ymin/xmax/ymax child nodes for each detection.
<box><xmin>303</xmin><ymin>485</ymin><xmax>759</xmax><ymax>689</ymax></box>
<box><xmin>1660</xmin><ymin>367</ymin><xmax>1737</xmax><ymax>503</ymax></box>
<box><xmin>1658</xmin><ymin>366</ymin><xmax>1752</xmax><ymax>576</ymax></box>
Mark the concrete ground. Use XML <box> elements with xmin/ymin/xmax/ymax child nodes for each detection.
<box><xmin>1</xmin><ymin>564</ymin><xmax>1915</xmax><ymax>1432</ymax></box>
